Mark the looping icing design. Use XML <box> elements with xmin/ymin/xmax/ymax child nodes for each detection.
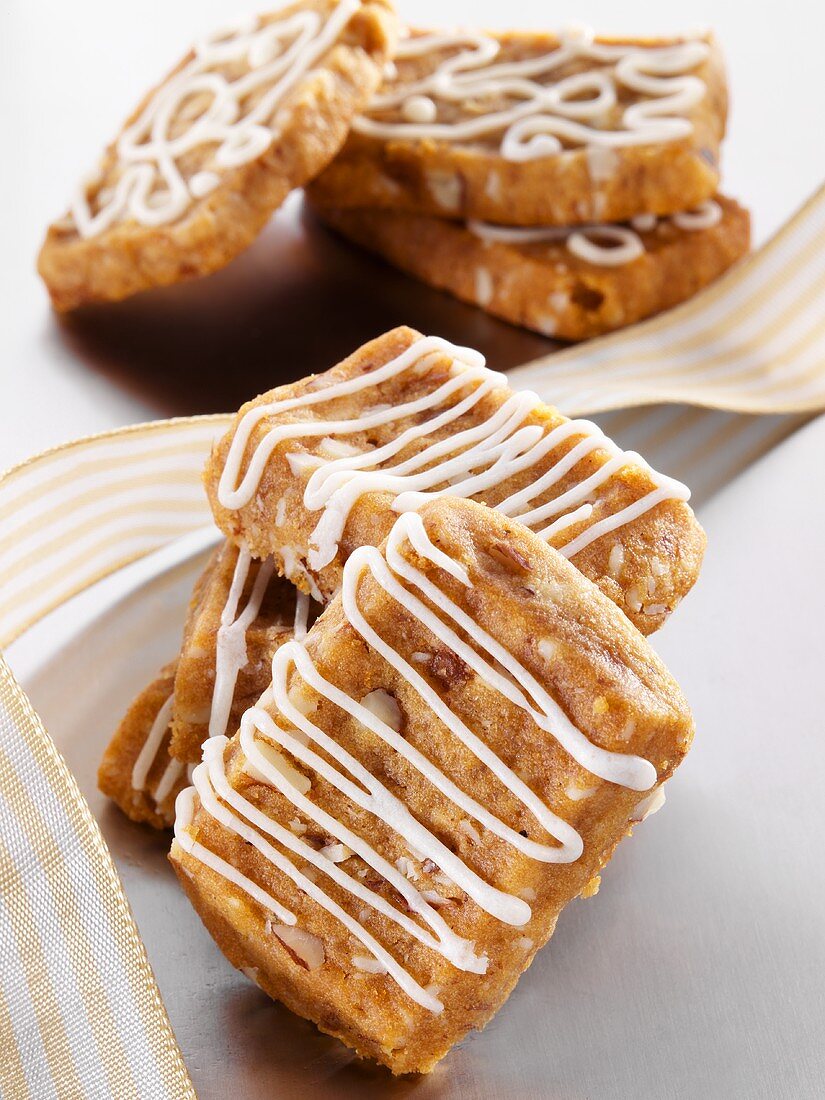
<box><xmin>467</xmin><ymin>199</ymin><xmax>723</xmax><ymax>267</ymax></box>
<box><xmin>71</xmin><ymin>0</ymin><xmax>359</xmax><ymax>237</ymax></box>
<box><xmin>354</xmin><ymin>24</ymin><xmax>709</xmax><ymax>160</ymax></box>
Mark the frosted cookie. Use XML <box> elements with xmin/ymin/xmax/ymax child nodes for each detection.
<box><xmin>171</xmin><ymin>538</ymin><xmax>314</xmax><ymax>764</ymax></box>
<box><xmin>98</xmin><ymin>540</ymin><xmax>309</xmax><ymax>827</ymax></box>
<box><xmin>37</xmin><ymin>0</ymin><xmax>398</xmax><ymax>311</ymax></box>
<box><xmin>308</xmin><ymin>25</ymin><xmax>727</xmax><ymax>226</ymax></box>
<box><xmin>170</xmin><ymin>498</ymin><xmax>694</xmax><ymax>1073</ymax></box>
<box><xmin>204</xmin><ymin>326</ymin><xmax>705</xmax><ymax>634</ymax></box>
<box><xmin>313</xmin><ymin>195</ymin><xmax>750</xmax><ymax>340</ymax></box>
<box><xmin>98</xmin><ymin>663</ymin><xmax>188</xmax><ymax>829</ymax></box>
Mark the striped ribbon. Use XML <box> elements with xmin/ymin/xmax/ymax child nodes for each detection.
<box><xmin>509</xmin><ymin>182</ymin><xmax>825</xmax><ymax>415</ymax></box>
<box><xmin>0</xmin><ymin>416</ymin><xmax>230</xmax><ymax>650</ymax></box>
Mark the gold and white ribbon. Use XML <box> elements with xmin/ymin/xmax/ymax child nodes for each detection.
<box><xmin>0</xmin><ymin>654</ymin><xmax>195</xmax><ymax>1099</ymax></box>
<box><xmin>509</xmin><ymin>183</ymin><xmax>825</xmax><ymax>416</ymax></box>
<box><xmin>0</xmin><ymin>416</ymin><xmax>230</xmax><ymax>650</ymax></box>
<box><xmin>0</xmin><ymin>420</ymin><xmax>230</xmax><ymax>1099</ymax></box>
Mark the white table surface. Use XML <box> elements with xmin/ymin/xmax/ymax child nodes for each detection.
<box><xmin>2</xmin><ymin>0</ymin><xmax>825</xmax><ymax>471</ymax></box>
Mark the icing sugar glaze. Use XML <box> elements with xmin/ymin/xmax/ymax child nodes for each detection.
<box><xmin>131</xmin><ymin>691</ymin><xmax>185</xmax><ymax>807</ymax></box>
<box><xmin>216</xmin><ymin>334</ymin><xmax>690</xmax><ymax>575</ymax></box>
<box><xmin>468</xmin><ymin>199</ymin><xmax>723</xmax><ymax>267</ymax></box>
<box><xmin>72</xmin><ymin>0</ymin><xmax>359</xmax><ymax>237</ymax></box>
<box><xmin>131</xmin><ymin>546</ymin><xmax>278</xmax><ymax>806</ymax></box>
<box><xmin>175</xmin><ymin>511</ymin><xmax>660</xmax><ymax>1011</ymax></box>
<box><xmin>354</xmin><ymin>24</ymin><xmax>710</xmax><ymax>160</ymax></box>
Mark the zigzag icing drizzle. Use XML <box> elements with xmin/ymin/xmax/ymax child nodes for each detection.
<box><xmin>72</xmin><ymin>0</ymin><xmax>359</xmax><ymax>237</ymax></box>
<box><xmin>354</xmin><ymin>24</ymin><xmax>710</xmax><ymax>160</ymax></box>
<box><xmin>468</xmin><ymin>199</ymin><xmax>723</xmax><ymax>267</ymax></box>
<box><xmin>216</xmin><ymin>334</ymin><xmax>690</xmax><ymax>574</ymax></box>
<box><xmin>174</xmin><ymin>511</ymin><xmax>658</xmax><ymax>1010</ymax></box>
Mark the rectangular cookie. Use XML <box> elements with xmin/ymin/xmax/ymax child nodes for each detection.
<box><xmin>170</xmin><ymin>498</ymin><xmax>694</xmax><ymax>1073</ymax></box>
<box><xmin>312</xmin><ymin>195</ymin><xmax>750</xmax><ymax>340</ymax></box>
<box><xmin>98</xmin><ymin>540</ymin><xmax>307</xmax><ymax>827</ymax></box>
<box><xmin>204</xmin><ymin>325</ymin><xmax>706</xmax><ymax>634</ymax></box>
<box><xmin>308</xmin><ymin>26</ymin><xmax>727</xmax><ymax>226</ymax></box>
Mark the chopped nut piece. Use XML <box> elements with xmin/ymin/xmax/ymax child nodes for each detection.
<box><xmin>361</xmin><ymin>688</ymin><xmax>403</xmax><ymax>732</ymax></box>
<box><xmin>428</xmin><ymin>650</ymin><xmax>471</xmax><ymax>689</ymax></box>
<box><xmin>488</xmin><ymin>540</ymin><xmax>532</xmax><ymax>574</ymax></box>
<box><xmin>268</xmin><ymin>924</ymin><xmax>325</xmax><ymax>971</ymax></box>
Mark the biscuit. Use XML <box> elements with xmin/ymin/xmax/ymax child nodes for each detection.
<box><xmin>204</xmin><ymin>325</ymin><xmax>705</xmax><ymax>634</ymax></box>
<box><xmin>98</xmin><ymin>663</ymin><xmax>187</xmax><ymax>829</ymax></box>
<box><xmin>312</xmin><ymin>195</ymin><xmax>750</xmax><ymax>340</ymax></box>
<box><xmin>170</xmin><ymin>498</ymin><xmax>694</xmax><ymax>1073</ymax></box>
<box><xmin>171</xmin><ymin>539</ymin><xmax>310</xmax><ymax>764</ymax></box>
<box><xmin>98</xmin><ymin>540</ymin><xmax>307</xmax><ymax>827</ymax></box>
<box><xmin>308</xmin><ymin>25</ymin><xmax>727</xmax><ymax>226</ymax></box>
<box><xmin>38</xmin><ymin>0</ymin><xmax>398</xmax><ymax>311</ymax></box>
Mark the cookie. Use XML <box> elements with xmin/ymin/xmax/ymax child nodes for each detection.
<box><xmin>98</xmin><ymin>540</ymin><xmax>309</xmax><ymax>827</ymax></box>
<box><xmin>170</xmin><ymin>539</ymin><xmax>311</xmax><ymax>764</ymax></box>
<box><xmin>170</xmin><ymin>498</ymin><xmax>693</xmax><ymax>1073</ymax></box>
<box><xmin>38</xmin><ymin>0</ymin><xmax>398</xmax><ymax>310</ymax></box>
<box><xmin>203</xmin><ymin>325</ymin><xmax>706</xmax><ymax>634</ymax></box>
<box><xmin>308</xmin><ymin>25</ymin><xmax>727</xmax><ymax>225</ymax></box>
<box><xmin>98</xmin><ymin>662</ymin><xmax>187</xmax><ymax>829</ymax></box>
<box><xmin>312</xmin><ymin>195</ymin><xmax>750</xmax><ymax>340</ymax></box>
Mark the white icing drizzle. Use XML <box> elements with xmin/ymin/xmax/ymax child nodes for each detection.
<box><xmin>293</xmin><ymin>590</ymin><xmax>311</xmax><ymax>640</ymax></box>
<box><xmin>355</xmin><ymin>24</ymin><xmax>709</xmax><ymax>160</ymax></box>
<box><xmin>671</xmin><ymin>199</ymin><xmax>723</xmax><ymax>230</ymax></box>
<box><xmin>216</xmin><ymin>334</ymin><xmax>689</xmax><ymax>570</ymax></box>
<box><xmin>131</xmin><ymin>692</ymin><xmax>175</xmax><ymax>793</ymax></box>
<box><xmin>467</xmin><ymin>199</ymin><xmax>724</xmax><ymax>267</ymax></box>
<box><xmin>175</xmin><ymin>512</ymin><xmax>657</xmax><ymax>1011</ymax></box>
<box><xmin>154</xmin><ymin>756</ymin><xmax>185</xmax><ymax>806</ymax></box>
<box><xmin>209</xmin><ymin>547</ymin><xmax>276</xmax><ymax>738</ymax></box>
<box><xmin>71</xmin><ymin>1</ymin><xmax>359</xmax><ymax>237</ymax></box>
<box><xmin>128</xmin><ymin>545</ymin><xmax>280</xmax><ymax>816</ymax></box>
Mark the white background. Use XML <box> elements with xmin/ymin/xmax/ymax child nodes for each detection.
<box><xmin>1</xmin><ymin>0</ymin><xmax>824</xmax><ymax>470</ymax></box>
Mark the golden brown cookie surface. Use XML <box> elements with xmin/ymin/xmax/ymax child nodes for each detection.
<box><xmin>98</xmin><ymin>540</ymin><xmax>306</xmax><ymax>827</ymax></box>
<box><xmin>97</xmin><ymin>662</ymin><xmax>185</xmax><ymax>829</ymax></box>
<box><xmin>309</xmin><ymin>26</ymin><xmax>727</xmax><ymax>225</ymax></box>
<box><xmin>313</xmin><ymin>195</ymin><xmax>750</xmax><ymax>340</ymax></box>
<box><xmin>38</xmin><ymin>0</ymin><xmax>398</xmax><ymax>310</ymax></box>
<box><xmin>171</xmin><ymin>540</ymin><xmax>304</xmax><ymax>764</ymax></box>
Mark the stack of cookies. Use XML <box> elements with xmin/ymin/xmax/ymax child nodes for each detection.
<box><xmin>99</xmin><ymin>324</ymin><xmax>705</xmax><ymax>1073</ymax></box>
<box><xmin>38</xmin><ymin>3</ymin><xmax>749</xmax><ymax>342</ymax></box>
<box><xmin>309</xmin><ymin>24</ymin><xmax>750</xmax><ymax>339</ymax></box>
